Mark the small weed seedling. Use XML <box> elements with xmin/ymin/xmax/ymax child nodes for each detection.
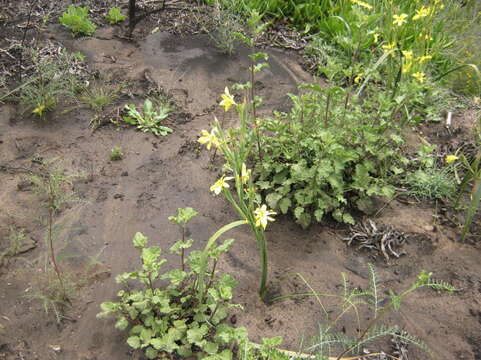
<box><xmin>98</xmin><ymin>208</ymin><xmax>249</xmax><ymax>359</ymax></box>
<box><xmin>110</xmin><ymin>146</ymin><xmax>124</xmax><ymax>161</ymax></box>
<box><xmin>123</xmin><ymin>99</ymin><xmax>173</xmax><ymax>136</ymax></box>
<box><xmin>0</xmin><ymin>227</ymin><xmax>30</xmax><ymax>266</ymax></box>
<box><xmin>59</xmin><ymin>5</ymin><xmax>96</xmax><ymax>36</ymax></box>
<box><xmin>105</xmin><ymin>7</ymin><xmax>126</xmax><ymax>25</ymax></box>
<box><xmin>29</xmin><ymin>158</ymin><xmax>80</xmax><ymax>309</ymax></box>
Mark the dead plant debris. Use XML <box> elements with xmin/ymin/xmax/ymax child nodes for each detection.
<box><xmin>344</xmin><ymin>220</ymin><xmax>408</xmax><ymax>261</ymax></box>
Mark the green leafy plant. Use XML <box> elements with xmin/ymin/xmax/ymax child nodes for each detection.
<box><xmin>255</xmin><ymin>86</ymin><xmax>402</xmax><ymax>227</ymax></box>
<box><xmin>105</xmin><ymin>7</ymin><xmax>127</xmax><ymax>25</ymax></box>
<box><xmin>98</xmin><ymin>209</ymin><xmax>249</xmax><ymax>359</ymax></box>
<box><xmin>123</xmin><ymin>99</ymin><xmax>173</xmax><ymax>136</ymax></box>
<box><xmin>110</xmin><ymin>146</ymin><xmax>124</xmax><ymax>161</ymax></box>
<box><xmin>59</xmin><ymin>5</ymin><xmax>96</xmax><ymax>36</ymax></box>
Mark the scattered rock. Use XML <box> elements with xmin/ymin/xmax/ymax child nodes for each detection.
<box><xmin>113</xmin><ymin>193</ymin><xmax>124</xmax><ymax>200</ymax></box>
<box><xmin>121</xmin><ymin>171</ymin><xmax>129</xmax><ymax>177</ymax></box>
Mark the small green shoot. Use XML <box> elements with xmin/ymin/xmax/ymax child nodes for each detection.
<box><xmin>59</xmin><ymin>5</ymin><xmax>96</xmax><ymax>36</ymax></box>
<box><xmin>105</xmin><ymin>7</ymin><xmax>126</xmax><ymax>25</ymax></box>
<box><xmin>110</xmin><ymin>146</ymin><xmax>124</xmax><ymax>161</ymax></box>
<box><xmin>123</xmin><ymin>99</ymin><xmax>173</xmax><ymax>136</ymax></box>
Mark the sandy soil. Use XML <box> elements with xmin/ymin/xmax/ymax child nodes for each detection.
<box><xmin>1</xmin><ymin>7</ymin><xmax>481</xmax><ymax>360</ymax></box>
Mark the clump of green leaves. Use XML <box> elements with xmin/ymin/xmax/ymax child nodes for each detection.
<box><xmin>123</xmin><ymin>99</ymin><xmax>173</xmax><ymax>136</ymax></box>
<box><xmin>105</xmin><ymin>7</ymin><xmax>126</xmax><ymax>25</ymax></box>
<box><xmin>255</xmin><ymin>86</ymin><xmax>403</xmax><ymax>227</ymax></box>
<box><xmin>110</xmin><ymin>146</ymin><xmax>124</xmax><ymax>161</ymax></box>
<box><xmin>98</xmin><ymin>209</ymin><xmax>248</xmax><ymax>359</ymax></box>
<box><xmin>59</xmin><ymin>5</ymin><xmax>96</xmax><ymax>36</ymax></box>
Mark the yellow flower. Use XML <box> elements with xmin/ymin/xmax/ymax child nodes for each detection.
<box><xmin>198</xmin><ymin>129</ymin><xmax>220</xmax><ymax>150</ymax></box>
<box><xmin>402</xmin><ymin>50</ymin><xmax>413</xmax><ymax>60</ymax></box>
<box><xmin>419</xmin><ymin>33</ymin><xmax>433</xmax><ymax>41</ymax></box>
<box><xmin>240</xmin><ymin>163</ymin><xmax>251</xmax><ymax>184</ymax></box>
<box><xmin>351</xmin><ymin>0</ymin><xmax>373</xmax><ymax>10</ymax></box>
<box><xmin>219</xmin><ymin>87</ymin><xmax>236</xmax><ymax>112</ymax></box>
<box><xmin>402</xmin><ymin>60</ymin><xmax>412</xmax><ymax>74</ymax></box>
<box><xmin>32</xmin><ymin>104</ymin><xmax>46</xmax><ymax>116</ymax></box>
<box><xmin>254</xmin><ymin>205</ymin><xmax>277</xmax><ymax>230</ymax></box>
<box><xmin>382</xmin><ymin>42</ymin><xmax>396</xmax><ymax>56</ymax></box>
<box><xmin>354</xmin><ymin>73</ymin><xmax>364</xmax><ymax>84</ymax></box>
<box><xmin>445</xmin><ymin>155</ymin><xmax>459</xmax><ymax>164</ymax></box>
<box><xmin>392</xmin><ymin>13</ymin><xmax>408</xmax><ymax>26</ymax></box>
<box><xmin>413</xmin><ymin>6</ymin><xmax>431</xmax><ymax>20</ymax></box>
<box><xmin>210</xmin><ymin>176</ymin><xmax>233</xmax><ymax>195</ymax></box>
<box><xmin>412</xmin><ymin>71</ymin><xmax>426</xmax><ymax>83</ymax></box>
<box><xmin>373</xmin><ymin>32</ymin><xmax>380</xmax><ymax>43</ymax></box>
<box><xmin>417</xmin><ymin>55</ymin><xmax>432</xmax><ymax>63</ymax></box>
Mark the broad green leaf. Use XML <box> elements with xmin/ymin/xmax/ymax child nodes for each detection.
<box><xmin>133</xmin><ymin>232</ymin><xmax>148</xmax><ymax>249</ymax></box>
<box><xmin>145</xmin><ymin>347</ymin><xmax>158</xmax><ymax>359</ymax></box>
<box><xmin>279</xmin><ymin>197</ymin><xmax>291</xmax><ymax>214</ymax></box>
<box><xmin>266</xmin><ymin>192</ymin><xmax>282</xmax><ymax>209</ymax></box>
<box><xmin>127</xmin><ymin>336</ymin><xmax>141</xmax><ymax>349</ymax></box>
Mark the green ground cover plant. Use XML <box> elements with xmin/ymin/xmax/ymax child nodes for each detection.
<box><xmin>255</xmin><ymin>86</ymin><xmax>404</xmax><ymax>227</ymax></box>
<box><xmin>59</xmin><ymin>5</ymin><xmax>96</xmax><ymax>36</ymax></box>
<box><xmin>105</xmin><ymin>7</ymin><xmax>126</xmax><ymax>25</ymax></box>
<box><xmin>110</xmin><ymin>146</ymin><xmax>124</xmax><ymax>161</ymax></box>
<box><xmin>98</xmin><ymin>209</ymin><xmax>249</xmax><ymax>359</ymax></box>
<box><xmin>123</xmin><ymin>99</ymin><xmax>173</xmax><ymax>136</ymax></box>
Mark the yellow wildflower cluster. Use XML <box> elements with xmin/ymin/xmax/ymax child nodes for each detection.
<box><xmin>351</xmin><ymin>0</ymin><xmax>373</xmax><ymax>10</ymax></box>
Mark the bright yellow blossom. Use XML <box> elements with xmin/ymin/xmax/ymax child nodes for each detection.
<box><xmin>373</xmin><ymin>32</ymin><xmax>380</xmax><ymax>43</ymax></box>
<box><xmin>351</xmin><ymin>0</ymin><xmax>373</xmax><ymax>10</ymax></box>
<box><xmin>382</xmin><ymin>42</ymin><xmax>396</xmax><ymax>56</ymax></box>
<box><xmin>32</xmin><ymin>104</ymin><xmax>46</xmax><ymax>116</ymax></box>
<box><xmin>393</xmin><ymin>13</ymin><xmax>408</xmax><ymax>26</ymax></box>
<box><xmin>417</xmin><ymin>55</ymin><xmax>432</xmax><ymax>63</ymax></box>
<box><xmin>254</xmin><ymin>205</ymin><xmax>277</xmax><ymax>230</ymax></box>
<box><xmin>240</xmin><ymin>163</ymin><xmax>251</xmax><ymax>184</ymax></box>
<box><xmin>445</xmin><ymin>155</ymin><xmax>459</xmax><ymax>164</ymax></box>
<box><xmin>210</xmin><ymin>176</ymin><xmax>233</xmax><ymax>195</ymax></box>
<box><xmin>402</xmin><ymin>50</ymin><xmax>413</xmax><ymax>60</ymax></box>
<box><xmin>219</xmin><ymin>87</ymin><xmax>236</xmax><ymax>112</ymax></box>
<box><xmin>198</xmin><ymin>129</ymin><xmax>220</xmax><ymax>150</ymax></box>
<box><xmin>413</xmin><ymin>6</ymin><xmax>431</xmax><ymax>20</ymax></box>
<box><xmin>412</xmin><ymin>71</ymin><xmax>426</xmax><ymax>83</ymax></box>
<box><xmin>354</xmin><ymin>73</ymin><xmax>364</xmax><ymax>84</ymax></box>
<box><xmin>402</xmin><ymin>61</ymin><xmax>412</xmax><ymax>74</ymax></box>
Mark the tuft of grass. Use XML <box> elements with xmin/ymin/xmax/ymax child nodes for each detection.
<box><xmin>80</xmin><ymin>84</ymin><xmax>119</xmax><ymax>112</ymax></box>
<box><xmin>109</xmin><ymin>146</ymin><xmax>124</xmax><ymax>161</ymax></box>
<box><xmin>405</xmin><ymin>167</ymin><xmax>457</xmax><ymax>201</ymax></box>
